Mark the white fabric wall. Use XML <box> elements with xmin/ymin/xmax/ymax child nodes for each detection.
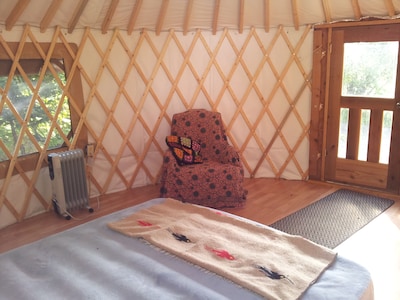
<box><xmin>0</xmin><ymin>25</ymin><xmax>313</xmax><ymax>228</ymax></box>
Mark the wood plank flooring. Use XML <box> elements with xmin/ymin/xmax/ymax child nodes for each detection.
<box><xmin>0</xmin><ymin>178</ymin><xmax>399</xmax><ymax>299</ymax></box>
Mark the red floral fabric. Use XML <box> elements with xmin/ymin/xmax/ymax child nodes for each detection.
<box><xmin>160</xmin><ymin>109</ymin><xmax>247</xmax><ymax>208</ymax></box>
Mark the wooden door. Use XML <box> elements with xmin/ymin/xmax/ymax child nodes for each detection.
<box><xmin>324</xmin><ymin>24</ymin><xmax>400</xmax><ymax>193</ymax></box>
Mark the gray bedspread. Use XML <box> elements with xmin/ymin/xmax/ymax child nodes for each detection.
<box><xmin>0</xmin><ymin>198</ymin><xmax>372</xmax><ymax>300</ymax></box>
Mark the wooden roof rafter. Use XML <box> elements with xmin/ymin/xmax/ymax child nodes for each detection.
<box><xmin>239</xmin><ymin>0</ymin><xmax>245</xmax><ymax>33</ymax></box>
<box><xmin>5</xmin><ymin>0</ymin><xmax>30</xmax><ymax>31</ymax></box>
<box><xmin>68</xmin><ymin>0</ymin><xmax>89</xmax><ymax>33</ymax></box>
<box><xmin>351</xmin><ymin>0</ymin><xmax>362</xmax><ymax>20</ymax></box>
<box><xmin>1</xmin><ymin>1</ymin><xmax>399</xmax><ymax>37</ymax></box>
<box><xmin>321</xmin><ymin>0</ymin><xmax>332</xmax><ymax>23</ymax></box>
<box><xmin>384</xmin><ymin>0</ymin><xmax>396</xmax><ymax>17</ymax></box>
<box><xmin>264</xmin><ymin>0</ymin><xmax>270</xmax><ymax>32</ymax></box>
<box><xmin>291</xmin><ymin>0</ymin><xmax>300</xmax><ymax>30</ymax></box>
<box><xmin>156</xmin><ymin>0</ymin><xmax>170</xmax><ymax>36</ymax></box>
<box><xmin>183</xmin><ymin>0</ymin><xmax>194</xmax><ymax>35</ymax></box>
<box><xmin>212</xmin><ymin>0</ymin><xmax>221</xmax><ymax>35</ymax></box>
<box><xmin>127</xmin><ymin>0</ymin><xmax>143</xmax><ymax>35</ymax></box>
<box><xmin>40</xmin><ymin>0</ymin><xmax>63</xmax><ymax>33</ymax></box>
<box><xmin>102</xmin><ymin>0</ymin><xmax>119</xmax><ymax>34</ymax></box>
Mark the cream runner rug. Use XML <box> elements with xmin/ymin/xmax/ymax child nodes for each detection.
<box><xmin>108</xmin><ymin>198</ymin><xmax>336</xmax><ymax>300</ymax></box>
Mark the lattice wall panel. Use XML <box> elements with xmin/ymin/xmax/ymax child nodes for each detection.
<box><xmin>0</xmin><ymin>25</ymin><xmax>313</xmax><ymax>228</ymax></box>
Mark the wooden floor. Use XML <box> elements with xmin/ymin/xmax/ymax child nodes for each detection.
<box><xmin>0</xmin><ymin>178</ymin><xmax>399</xmax><ymax>299</ymax></box>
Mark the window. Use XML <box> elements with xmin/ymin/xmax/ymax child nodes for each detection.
<box><xmin>341</xmin><ymin>41</ymin><xmax>399</xmax><ymax>98</ymax></box>
<box><xmin>338</xmin><ymin>41</ymin><xmax>398</xmax><ymax>163</ymax></box>
<box><xmin>0</xmin><ymin>43</ymin><xmax>86</xmax><ymax>178</ymax></box>
<box><xmin>0</xmin><ymin>59</ymin><xmax>72</xmax><ymax>160</ymax></box>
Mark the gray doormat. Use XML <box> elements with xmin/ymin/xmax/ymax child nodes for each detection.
<box><xmin>270</xmin><ymin>189</ymin><xmax>394</xmax><ymax>249</ymax></box>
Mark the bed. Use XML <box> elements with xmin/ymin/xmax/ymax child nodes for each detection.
<box><xmin>0</xmin><ymin>198</ymin><xmax>373</xmax><ymax>299</ymax></box>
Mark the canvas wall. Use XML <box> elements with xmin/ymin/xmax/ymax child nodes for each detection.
<box><xmin>0</xmin><ymin>25</ymin><xmax>313</xmax><ymax>228</ymax></box>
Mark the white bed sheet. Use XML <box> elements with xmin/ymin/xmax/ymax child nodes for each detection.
<box><xmin>0</xmin><ymin>198</ymin><xmax>373</xmax><ymax>300</ymax></box>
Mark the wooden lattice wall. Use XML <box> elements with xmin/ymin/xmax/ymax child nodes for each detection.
<box><xmin>0</xmin><ymin>25</ymin><xmax>313</xmax><ymax>227</ymax></box>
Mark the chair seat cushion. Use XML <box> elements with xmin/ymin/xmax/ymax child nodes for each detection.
<box><xmin>160</xmin><ymin>159</ymin><xmax>246</xmax><ymax>209</ymax></box>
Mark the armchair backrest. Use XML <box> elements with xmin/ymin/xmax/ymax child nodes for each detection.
<box><xmin>171</xmin><ymin>109</ymin><xmax>228</xmax><ymax>161</ymax></box>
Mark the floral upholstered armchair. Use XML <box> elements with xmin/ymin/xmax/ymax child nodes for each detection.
<box><xmin>159</xmin><ymin>109</ymin><xmax>247</xmax><ymax>209</ymax></box>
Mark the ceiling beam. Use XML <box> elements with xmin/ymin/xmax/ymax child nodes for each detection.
<box><xmin>351</xmin><ymin>0</ymin><xmax>362</xmax><ymax>20</ymax></box>
<box><xmin>291</xmin><ymin>0</ymin><xmax>300</xmax><ymax>30</ymax></box>
<box><xmin>212</xmin><ymin>0</ymin><xmax>221</xmax><ymax>35</ymax></box>
<box><xmin>102</xmin><ymin>0</ymin><xmax>120</xmax><ymax>34</ymax></box>
<box><xmin>384</xmin><ymin>0</ymin><xmax>396</xmax><ymax>17</ymax></box>
<box><xmin>183</xmin><ymin>0</ymin><xmax>194</xmax><ymax>35</ymax></box>
<box><xmin>156</xmin><ymin>0</ymin><xmax>169</xmax><ymax>36</ymax></box>
<box><xmin>40</xmin><ymin>0</ymin><xmax>63</xmax><ymax>33</ymax></box>
<box><xmin>321</xmin><ymin>0</ymin><xmax>332</xmax><ymax>23</ymax></box>
<box><xmin>239</xmin><ymin>0</ymin><xmax>245</xmax><ymax>33</ymax></box>
<box><xmin>5</xmin><ymin>0</ymin><xmax>30</xmax><ymax>31</ymax></box>
<box><xmin>127</xmin><ymin>0</ymin><xmax>143</xmax><ymax>35</ymax></box>
<box><xmin>68</xmin><ymin>0</ymin><xmax>89</xmax><ymax>33</ymax></box>
<box><xmin>264</xmin><ymin>0</ymin><xmax>270</xmax><ymax>32</ymax></box>
<box><xmin>5</xmin><ymin>0</ymin><xmax>397</xmax><ymax>36</ymax></box>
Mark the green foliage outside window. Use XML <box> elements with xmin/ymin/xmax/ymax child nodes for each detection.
<box><xmin>0</xmin><ymin>63</ymin><xmax>72</xmax><ymax>162</ymax></box>
<box><xmin>342</xmin><ymin>41</ymin><xmax>399</xmax><ymax>99</ymax></box>
<box><xmin>339</xmin><ymin>41</ymin><xmax>398</xmax><ymax>163</ymax></box>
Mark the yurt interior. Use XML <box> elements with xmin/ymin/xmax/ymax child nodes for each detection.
<box><xmin>0</xmin><ymin>0</ymin><xmax>400</xmax><ymax>299</ymax></box>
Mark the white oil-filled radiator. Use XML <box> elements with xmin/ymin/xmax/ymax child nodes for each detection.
<box><xmin>48</xmin><ymin>149</ymin><xmax>93</xmax><ymax>219</ymax></box>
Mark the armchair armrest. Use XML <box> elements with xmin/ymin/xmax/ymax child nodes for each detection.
<box><xmin>207</xmin><ymin>142</ymin><xmax>242</xmax><ymax>168</ymax></box>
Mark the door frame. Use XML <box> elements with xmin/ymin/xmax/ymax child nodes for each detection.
<box><xmin>309</xmin><ymin>19</ymin><xmax>400</xmax><ymax>194</ymax></box>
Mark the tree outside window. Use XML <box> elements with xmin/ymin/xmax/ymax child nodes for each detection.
<box><xmin>0</xmin><ymin>59</ymin><xmax>72</xmax><ymax>161</ymax></box>
<box><xmin>0</xmin><ymin>42</ymin><xmax>86</xmax><ymax>179</ymax></box>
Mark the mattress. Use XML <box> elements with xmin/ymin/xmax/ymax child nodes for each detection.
<box><xmin>0</xmin><ymin>198</ymin><xmax>373</xmax><ymax>300</ymax></box>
